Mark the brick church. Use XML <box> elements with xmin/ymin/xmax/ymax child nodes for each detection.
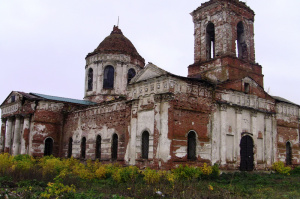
<box><xmin>1</xmin><ymin>0</ymin><xmax>299</xmax><ymax>170</ymax></box>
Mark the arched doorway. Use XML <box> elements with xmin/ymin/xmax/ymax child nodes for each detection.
<box><xmin>240</xmin><ymin>135</ymin><xmax>254</xmax><ymax>171</ymax></box>
<box><xmin>44</xmin><ymin>138</ymin><xmax>53</xmax><ymax>156</ymax></box>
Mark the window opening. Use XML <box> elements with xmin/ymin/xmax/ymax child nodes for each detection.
<box><xmin>103</xmin><ymin>65</ymin><xmax>114</xmax><ymax>89</ymax></box>
<box><xmin>141</xmin><ymin>131</ymin><xmax>149</xmax><ymax>159</ymax></box>
<box><xmin>206</xmin><ymin>22</ymin><xmax>215</xmax><ymax>60</ymax></box>
<box><xmin>286</xmin><ymin>142</ymin><xmax>292</xmax><ymax>165</ymax></box>
<box><xmin>187</xmin><ymin>131</ymin><xmax>196</xmax><ymax>160</ymax></box>
<box><xmin>44</xmin><ymin>138</ymin><xmax>53</xmax><ymax>156</ymax></box>
<box><xmin>95</xmin><ymin>135</ymin><xmax>101</xmax><ymax>160</ymax></box>
<box><xmin>111</xmin><ymin>134</ymin><xmax>118</xmax><ymax>161</ymax></box>
<box><xmin>127</xmin><ymin>68</ymin><xmax>136</xmax><ymax>84</ymax></box>
<box><xmin>244</xmin><ymin>83</ymin><xmax>250</xmax><ymax>94</ymax></box>
<box><xmin>67</xmin><ymin>137</ymin><xmax>73</xmax><ymax>158</ymax></box>
<box><xmin>87</xmin><ymin>68</ymin><xmax>93</xmax><ymax>91</ymax></box>
<box><xmin>237</xmin><ymin>21</ymin><xmax>247</xmax><ymax>59</ymax></box>
<box><xmin>81</xmin><ymin>137</ymin><xmax>86</xmax><ymax>159</ymax></box>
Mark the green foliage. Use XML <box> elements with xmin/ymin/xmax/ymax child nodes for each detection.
<box><xmin>0</xmin><ymin>153</ymin><xmax>15</xmax><ymax>174</ymax></box>
<box><xmin>172</xmin><ymin>165</ymin><xmax>202</xmax><ymax>180</ymax></box>
<box><xmin>290</xmin><ymin>166</ymin><xmax>300</xmax><ymax>175</ymax></box>
<box><xmin>271</xmin><ymin>161</ymin><xmax>291</xmax><ymax>175</ymax></box>
<box><xmin>1</xmin><ymin>154</ymin><xmax>300</xmax><ymax>198</ymax></box>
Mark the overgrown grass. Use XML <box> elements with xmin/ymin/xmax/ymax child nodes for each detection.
<box><xmin>0</xmin><ymin>153</ymin><xmax>299</xmax><ymax>198</ymax></box>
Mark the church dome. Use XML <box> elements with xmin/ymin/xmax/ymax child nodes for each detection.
<box><xmin>86</xmin><ymin>26</ymin><xmax>145</xmax><ymax>67</ymax></box>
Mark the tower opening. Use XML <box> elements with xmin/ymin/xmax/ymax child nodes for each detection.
<box><xmin>206</xmin><ymin>22</ymin><xmax>215</xmax><ymax>60</ymax></box>
<box><xmin>237</xmin><ymin>21</ymin><xmax>247</xmax><ymax>59</ymax></box>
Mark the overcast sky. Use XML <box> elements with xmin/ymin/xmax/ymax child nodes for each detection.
<box><xmin>1</xmin><ymin>0</ymin><xmax>300</xmax><ymax>110</ymax></box>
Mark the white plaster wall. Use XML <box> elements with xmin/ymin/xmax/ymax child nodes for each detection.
<box><xmin>212</xmin><ymin>104</ymin><xmax>276</xmax><ymax>168</ymax></box>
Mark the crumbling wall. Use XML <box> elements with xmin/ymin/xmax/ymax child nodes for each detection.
<box><xmin>276</xmin><ymin>102</ymin><xmax>300</xmax><ymax>166</ymax></box>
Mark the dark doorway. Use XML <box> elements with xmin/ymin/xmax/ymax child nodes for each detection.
<box><xmin>44</xmin><ymin>138</ymin><xmax>53</xmax><ymax>156</ymax></box>
<box><xmin>240</xmin><ymin>135</ymin><xmax>254</xmax><ymax>171</ymax></box>
<box><xmin>95</xmin><ymin>135</ymin><xmax>101</xmax><ymax>160</ymax></box>
<box><xmin>111</xmin><ymin>134</ymin><xmax>118</xmax><ymax>161</ymax></box>
<box><xmin>141</xmin><ymin>131</ymin><xmax>149</xmax><ymax>159</ymax></box>
<box><xmin>67</xmin><ymin>137</ymin><xmax>73</xmax><ymax>158</ymax></box>
<box><xmin>187</xmin><ymin>131</ymin><xmax>196</xmax><ymax>160</ymax></box>
<box><xmin>286</xmin><ymin>142</ymin><xmax>292</xmax><ymax>165</ymax></box>
<box><xmin>81</xmin><ymin>137</ymin><xmax>86</xmax><ymax>159</ymax></box>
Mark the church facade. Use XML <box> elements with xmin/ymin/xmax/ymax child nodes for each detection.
<box><xmin>1</xmin><ymin>0</ymin><xmax>299</xmax><ymax>170</ymax></box>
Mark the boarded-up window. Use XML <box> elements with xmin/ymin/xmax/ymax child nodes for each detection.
<box><xmin>257</xmin><ymin>138</ymin><xmax>263</xmax><ymax>161</ymax></box>
<box><xmin>87</xmin><ymin>68</ymin><xmax>93</xmax><ymax>91</ymax></box>
<box><xmin>67</xmin><ymin>137</ymin><xmax>73</xmax><ymax>158</ymax></box>
<box><xmin>81</xmin><ymin>137</ymin><xmax>86</xmax><ymax>159</ymax></box>
<box><xmin>286</xmin><ymin>142</ymin><xmax>292</xmax><ymax>165</ymax></box>
<box><xmin>103</xmin><ymin>65</ymin><xmax>114</xmax><ymax>89</ymax></box>
<box><xmin>111</xmin><ymin>134</ymin><xmax>118</xmax><ymax>161</ymax></box>
<box><xmin>187</xmin><ymin>131</ymin><xmax>196</xmax><ymax>160</ymax></box>
<box><xmin>44</xmin><ymin>138</ymin><xmax>53</xmax><ymax>156</ymax></box>
<box><xmin>226</xmin><ymin>135</ymin><xmax>234</xmax><ymax>162</ymax></box>
<box><xmin>141</xmin><ymin>131</ymin><xmax>149</xmax><ymax>159</ymax></box>
<box><xmin>95</xmin><ymin>135</ymin><xmax>101</xmax><ymax>160</ymax></box>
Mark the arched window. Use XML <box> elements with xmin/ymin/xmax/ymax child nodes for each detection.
<box><xmin>67</xmin><ymin>137</ymin><xmax>73</xmax><ymax>158</ymax></box>
<box><xmin>103</xmin><ymin>65</ymin><xmax>114</xmax><ymax>89</ymax></box>
<box><xmin>81</xmin><ymin>137</ymin><xmax>86</xmax><ymax>159</ymax></box>
<box><xmin>44</xmin><ymin>138</ymin><xmax>53</xmax><ymax>156</ymax></box>
<box><xmin>111</xmin><ymin>134</ymin><xmax>118</xmax><ymax>161</ymax></box>
<box><xmin>206</xmin><ymin>22</ymin><xmax>215</xmax><ymax>60</ymax></box>
<box><xmin>187</xmin><ymin>131</ymin><xmax>196</xmax><ymax>160</ymax></box>
<box><xmin>127</xmin><ymin>68</ymin><xmax>136</xmax><ymax>84</ymax></box>
<box><xmin>141</xmin><ymin>131</ymin><xmax>149</xmax><ymax>159</ymax></box>
<box><xmin>236</xmin><ymin>21</ymin><xmax>247</xmax><ymax>59</ymax></box>
<box><xmin>87</xmin><ymin>68</ymin><xmax>93</xmax><ymax>91</ymax></box>
<box><xmin>95</xmin><ymin>135</ymin><xmax>101</xmax><ymax>160</ymax></box>
<box><xmin>286</xmin><ymin>142</ymin><xmax>292</xmax><ymax>165</ymax></box>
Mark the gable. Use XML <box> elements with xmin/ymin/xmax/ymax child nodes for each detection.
<box><xmin>219</xmin><ymin>77</ymin><xmax>272</xmax><ymax>100</ymax></box>
<box><xmin>130</xmin><ymin>63</ymin><xmax>168</xmax><ymax>83</ymax></box>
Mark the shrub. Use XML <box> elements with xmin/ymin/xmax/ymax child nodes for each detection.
<box><xmin>0</xmin><ymin>153</ymin><xmax>15</xmax><ymax>174</ymax></box>
<box><xmin>291</xmin><ymin>166</ymin><xmax>300</xmax><ymax>175</ymax></box>
<box><xmin>211</xmin><ymin>164</ymin><xmax>220</xmax><ymax>178</ymax></box>
<box><xmin>143</xmin><ymin>168</ymin><xmax>163</xmax><ymax>184</ymax></box>
<box><xmin>39</xmin><ymin>156</ymin><xmax>67</xmax><ymax>176</ymax></box>
<box><xmin>112</xmin><ymin>166</ymin><xmax>139</xmax><ymax>183</ymax></box>
<box><xmin>40</xmin><ymin>182</ymin><xmax>76</xmax><ymax>198</ymax></box>
<box><xmin>271</xmin><ymin>161</ymin><xmax>291</xmax><ymax>175</ymax></box>
<box><xmin>200</xmin><ymin>163</ymin><xmax>213</xmax><ymax>176</ymax></box>
<box><xmin>95</xmin><ymin>165</ymin><xmax>107</xmax><ymax>179</ymax></box>
<box><xmin>172</xmin><ymin>165</ymin><xmax>202</xmax><ymax>180</ymax></box>
<box><xmin>13</xmin><ymin>154</ymin><xmax>35</xmax><ymax>171</ymax></box>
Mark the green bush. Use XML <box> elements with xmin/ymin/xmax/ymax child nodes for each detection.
<box><xmin>172</xmin><ymin>165</ymin><xmax>202</xmax><ymax>180</ymax></box>
<box><xmin>271</xmin><ymin>161</ymin><xmax>291</xmax><ymax>175</ymax></box>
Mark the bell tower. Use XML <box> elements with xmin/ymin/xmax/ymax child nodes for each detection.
<box><xmin>188</xmin><ymin>0</ymin><xmax>264</xmax><ymax>88</ymax></box>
